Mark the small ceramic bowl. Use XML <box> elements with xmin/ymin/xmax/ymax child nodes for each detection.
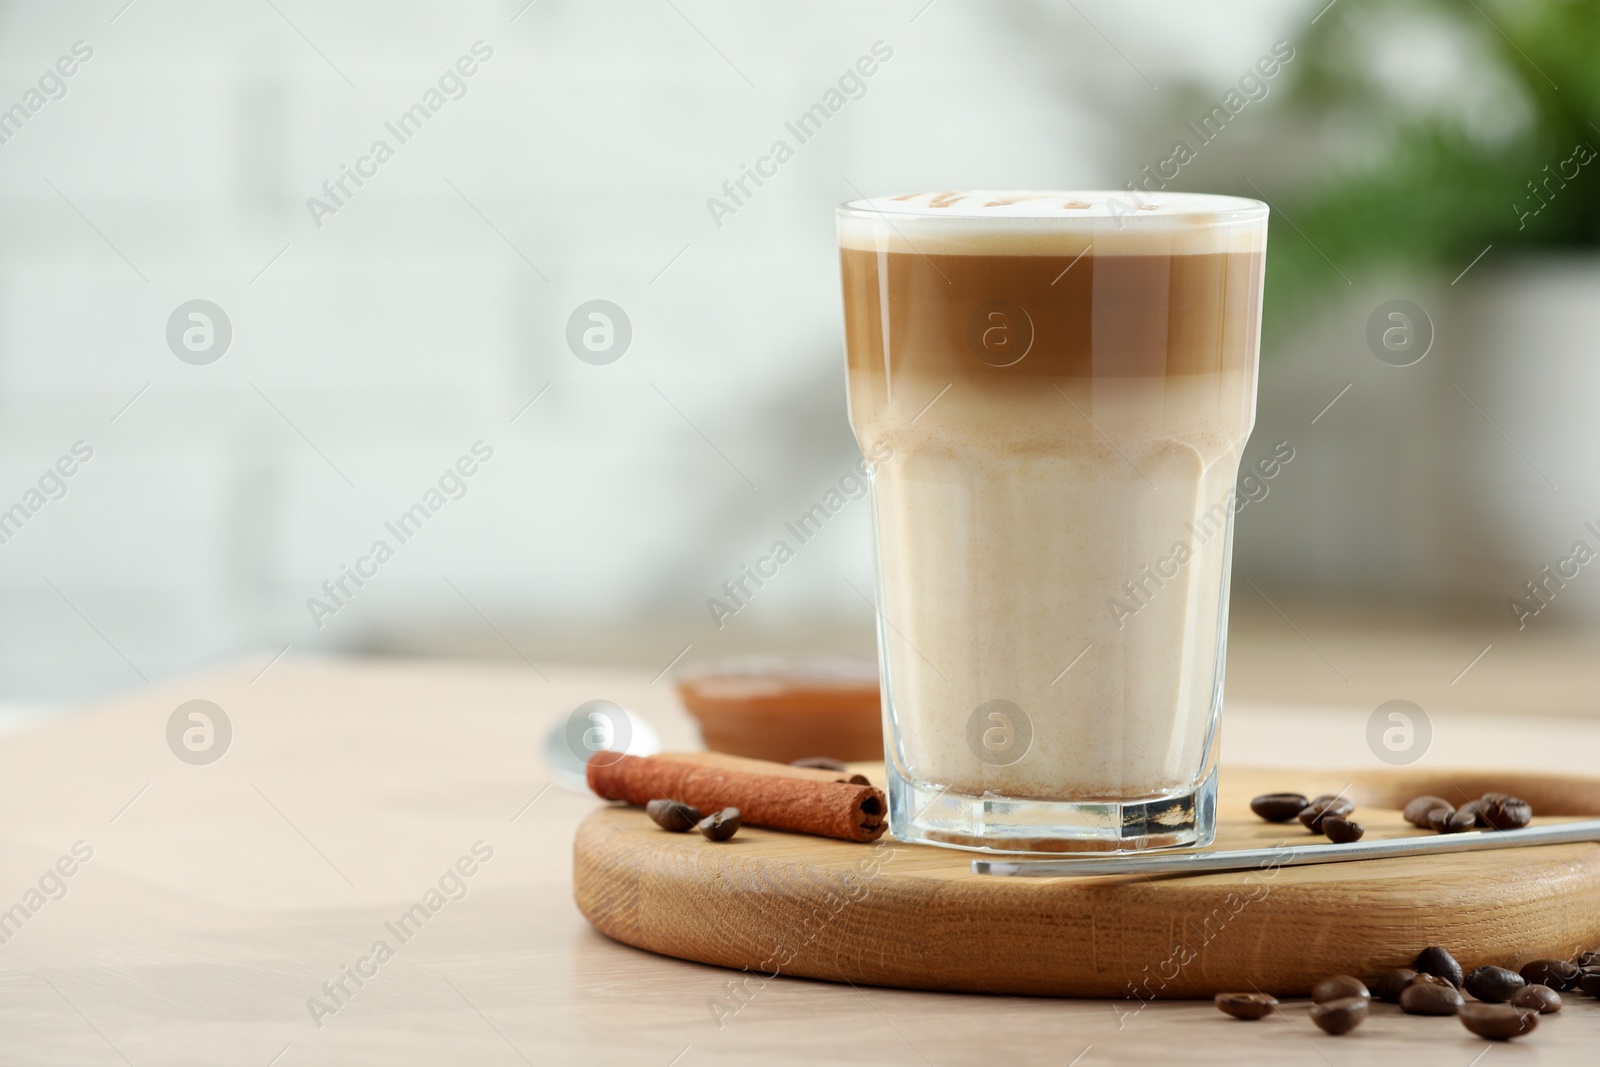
<box><xmin>674</xmin><ymin>655</ymin><xmax>882</xmax><ymax>763</ymax></box>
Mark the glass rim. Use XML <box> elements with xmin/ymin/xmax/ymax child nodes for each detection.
<box><xmin>835</xmin><ymin>190</ymin><xmax>1268</xmax><ymax>227</ymax></box>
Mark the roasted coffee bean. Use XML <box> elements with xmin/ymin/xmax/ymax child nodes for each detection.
<box><xmin>1372</xmin><ymin>968</ymin><xmax>1419</xmax><ymax>1002</ymax></box>
<box><xmin>1249</xmin><ymin>793</ymin><xmax>1309</xmax><ymax>823</ymax></box>
<box><xmin>1322</xmin><ymin>816</ymin><xmax>1365</xmax><ymax>844</ymax></box>
<box><xmin>646</xmin><ymin>798</ymin><xmax>703</xmax><ymax>833</ymax></box>
<box><xmin>1574</xmin><ymin>950</ymin><xmax>1600</xmax><ymax>968</ymax></box>
<box><xmin>696</xmin><ymin>807</ymin><xmax>742</xmax><ymax>841</ymax></box>
<box><xmin>1464</xmin><ymin>965</ymin><xmax>1525</xmax><ymax>1003</ymax></box>
<box><xmin>791</xmin><ymin>756</ymin><xmax>849</xmax><ymax>772</ymax></box>
<box><xmin>1458</xmin><ymin>1002</ymin><xmax>1538</xmax><ymax>1040</ymax></box>
<box><xmin>1578</xmin><ymin>972</ymin><xmax>1600</xmax><ymax>997</ymax></box>
<box><xmin>1214</xmin><ymin>992</ymin><xmax>1278</xmax><ymax>1020</ymax></box>
<box><xmin>1415</xmin><ymin>946</ymin><xmax>1464</xmax><ymax>988</ymax></box>
<box><xmin>1520</xmin><ymin>958</ymin><xmax>1580</xmax><ymax>991</ymax></box>
<box><xmin>1479</xmin><ymin>794</ymin><xmax>1533</xmax><ymax>830</ymax></box>
<box><xmin>1299</xmin><ymin>795</ymin><xmax>1354</xmax><ymax>833</ymax></box>
<box><xmin>1310</xmin><ymin>996</ymin><xmax>1368</xmax><ymax>1035</ymax></box>
<box><xmin>1429</xmin><ymin>808</ymin><xmax>1476</xmax><ymax>834</ymax></box>
<box><xmin>1510</xmin><ymin>984</ymin><xmax>1562</xmax><ymax>1013</ymax></box>
<box><xmin>1311</xmin><ymin>975</ymin><xmax>1370</xmax><ymax>1004</ymax></box>
<box><xmin>1400</xmin><ymin>981</ymin><xmax>1463</xmax><ymax>1015</ymax></box>
<box><xmin>1403</xmin><ymin>795</ymin><xmax>1453</xmax><ymax>828</ymax></box>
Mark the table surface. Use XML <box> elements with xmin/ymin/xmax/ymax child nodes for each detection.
<box><xmin>3</xmin><ymin>656</ymin><xmax>1599</xmax><ymax>1066</ymax></box>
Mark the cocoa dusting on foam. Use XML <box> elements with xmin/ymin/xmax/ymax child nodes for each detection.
<box><xmin>937</xmin><ymin>193</ymin><xmax>1094</xmax><ymax>210</ymax></box>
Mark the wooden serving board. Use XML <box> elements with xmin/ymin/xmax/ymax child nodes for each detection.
<box><xmin>573</xmin><ymin>765</ymin><xmax>1600</xmax><ymax>998</ymax></box>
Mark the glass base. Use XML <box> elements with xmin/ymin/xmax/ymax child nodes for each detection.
<box><xmin>887</xmin><ymin>764</ymin><xmax>1217</xmax><ymax>854</ymax></box>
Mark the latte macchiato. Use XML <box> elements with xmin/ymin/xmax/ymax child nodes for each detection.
<box><xmin>838</xmin><ymin>191</ymin><xmax>1268</xmax><ymax>851</ymax></box>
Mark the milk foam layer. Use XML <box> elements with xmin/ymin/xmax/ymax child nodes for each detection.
<box><xmin>838</xmin><ymin>190</ymin><xmax>1267</xmax><ymax>257</ymax></box>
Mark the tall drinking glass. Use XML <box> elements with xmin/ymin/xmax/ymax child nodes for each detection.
<box><xmin>838</xmin><ymin>191</ymin><xmax>1268</xmax><ymax>852</ymax></box>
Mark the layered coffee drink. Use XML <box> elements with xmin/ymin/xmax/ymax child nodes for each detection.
<box><xmin>838</xmin><ymin>191</ymin><xmax>1267</xmax><ymax>851</ymax></box>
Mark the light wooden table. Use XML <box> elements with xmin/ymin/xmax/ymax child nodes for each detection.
<box><xmin>2</xmin><ymin>656</ymin><xmax>1597</xmax><ymax>1066</ymax></box>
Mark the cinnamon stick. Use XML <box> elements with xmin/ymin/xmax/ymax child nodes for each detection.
<box><xmin>587</xmin><ymin>751</ymin><xmax>887</xmax><ymax>842</ymax></box>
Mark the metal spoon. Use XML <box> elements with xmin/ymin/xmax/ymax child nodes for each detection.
<box><xmin>971</xmin><ymin>818</ymin><xmax>1600</xmax><ymax>878</ymax></box>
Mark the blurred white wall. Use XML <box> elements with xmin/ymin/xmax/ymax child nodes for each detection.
<box><xmin>0</xmin><ymin>0</ymin><xmax>1303</xmax><ymax>704</ymax></box>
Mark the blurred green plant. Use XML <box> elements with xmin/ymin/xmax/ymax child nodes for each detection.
<box><xmin>1264</xmin><ymin>0</ymin><xmax>1600</xmax><ymax>319</ymax></box>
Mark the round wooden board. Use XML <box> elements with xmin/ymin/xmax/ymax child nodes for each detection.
<box><xmin>574</xmin><ymin>765</ymin><xmax>1600</xmax><ymax>998</ymax></box>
